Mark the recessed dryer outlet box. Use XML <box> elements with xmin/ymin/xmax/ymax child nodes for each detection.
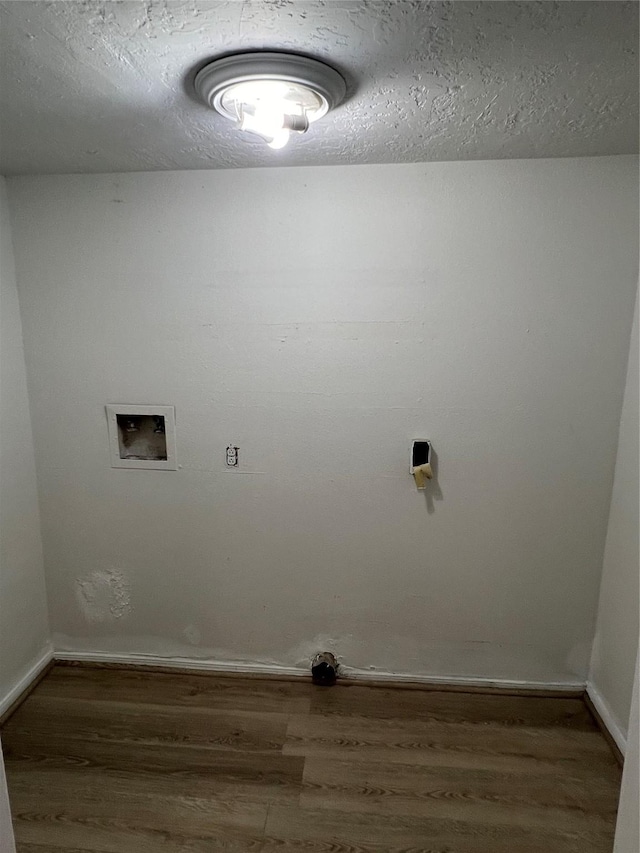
<box><xmin>106</xmin><ymin>404</ymin><xmax>177</xmax><ymax>470</ymax></box>
<box><xmin>410</xmin><ymin>440</ymin><xmax>431</xmax><ymax>470</ymax></box>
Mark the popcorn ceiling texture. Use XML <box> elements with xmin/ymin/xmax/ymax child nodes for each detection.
<box><xmin>0</xmin><ymin>0</ymin><xmax>637</xmax><ymax>175</ymax></box>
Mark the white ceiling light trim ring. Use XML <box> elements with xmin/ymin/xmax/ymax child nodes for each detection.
<box><xmin>194</xmin><ymin>52</ymin><xmax>347</xmax><ymax>149</ymax></box>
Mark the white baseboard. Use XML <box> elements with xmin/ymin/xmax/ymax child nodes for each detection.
<box><xmin>53</xmin><ymin>650</ymin><xmax>307</xmax><ymax>679</ymax></box>
<box><xmin>339</xmin><ymin>667</ymin><xmax>585</xmax><ymax>692</ymax></box>
<box><xmin>0</xmin><ymin>647</ymin><xmax>54</xmax><ymax>718</ymax></box>
<box><xmin>52</xmin><ymin>650</ymin><xmax>585</xmax><ymax>693</ymax></box>
<box><xmin>586</xmin><ymin>682</ymin><xmax>627</xmax><ymax>756</ymax></box>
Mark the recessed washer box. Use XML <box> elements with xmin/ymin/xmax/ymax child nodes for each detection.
<box><xmin>106</xmin><ymin>404</ymin><xmax>177</xmax><ymax>470</ymax></box>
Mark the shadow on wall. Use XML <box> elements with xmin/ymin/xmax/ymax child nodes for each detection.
<box><xmin>424</xmin><ymin>447</ymin><xmax>443</xmax><ymax>514</ymax></box>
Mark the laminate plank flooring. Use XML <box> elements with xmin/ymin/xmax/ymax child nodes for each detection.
<box><xmin>1</xmin><ymin>665</ymin><xmax>622</xmax><ymax>853</ymax></box>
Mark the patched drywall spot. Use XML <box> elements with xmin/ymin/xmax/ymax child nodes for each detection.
<box><xmin>290</xmin><ymin>634</ymin><xmax>349</xmax><ymax>669</ymax></box>
<box><xmin>75</xmin><ymin>568</ymin><xmax>131</xmax><ymax>623</ymax></box>
<box><xmin>183</xmin><ymin>624</ymin><xmax>201</xmax><ymax>645</ymax></box>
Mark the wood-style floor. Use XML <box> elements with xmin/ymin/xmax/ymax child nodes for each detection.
<box><xmin>1</xmin><ymin>664</ymin><xmax>622</xmax><ymax>853</ymax></box>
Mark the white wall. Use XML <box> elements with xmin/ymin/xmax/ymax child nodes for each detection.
<box><xmin>0</xmin><ymin>744</ymin><xmax>16</xmax><ymax>853</ymax></box>
<box><xmin>0</xmin><ymin>742</ymin><xmax>15</xmax><ymax>853</ymax></box>
<box><xmin>589</xmin><ymin>292</ymin><xmax>639</xmax><ymax>745</ymax></box>
<box><xmin>614</xmin><ymin>653</ymin><xmax>639</xmax><ymax>853</ymax></box>
<box><xmin>7</xmin><ymin>156</ymin><xmax>639</xmax><ymax>685</ymax></box>
<box><xmin>0</xmin><ymin>177</ymin><xmax>51</xmax><ymax>711</ymax></box>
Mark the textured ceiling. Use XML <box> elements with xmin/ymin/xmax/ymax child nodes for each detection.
<box><xmin>0</xmin><ymin>0</ymin><xmax>638</xmax><ymax>175</ymax></box>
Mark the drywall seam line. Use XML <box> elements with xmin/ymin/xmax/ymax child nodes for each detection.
<box><xmin>52</xmin><ymin>651</ymin><xmax>586</xmax><ymax>694</ymax></box>
<box><xmin>585</xmin><ymin>681</ymin><xmax>627</xmax><ymax>760</ymax></box>
<box><xmin>0</xmin><ymin>647</ymin><xmax>54</xmax><ymax>724</ymax></box>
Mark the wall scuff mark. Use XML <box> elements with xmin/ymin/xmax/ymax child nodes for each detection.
<box><xmin>183</xmin><ymin>625</ymin><xmax>201</xmax><ymax>645</ymax></box>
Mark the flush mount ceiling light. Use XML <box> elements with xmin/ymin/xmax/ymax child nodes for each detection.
<box><xmin>194</xmin><ymin>52</ymin><xmax>346</xmax><ymax>150</ymax></box>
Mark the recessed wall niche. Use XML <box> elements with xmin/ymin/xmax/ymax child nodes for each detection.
<box><xmin>106</xmin><ymin>405</ymin><xmax>177</xmax><ymax>470</ymax></box>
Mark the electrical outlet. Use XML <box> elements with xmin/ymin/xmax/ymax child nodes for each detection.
<box><xmin>226</xmin><ymin>445</ymin><xmax>239</xmax><ymax>467</ymax></box>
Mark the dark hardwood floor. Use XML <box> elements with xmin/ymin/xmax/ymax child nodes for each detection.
<box><xmin>1</xmin><ymin>664</ymin><xmax>622</xmax><ymax>852</ymax></box>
